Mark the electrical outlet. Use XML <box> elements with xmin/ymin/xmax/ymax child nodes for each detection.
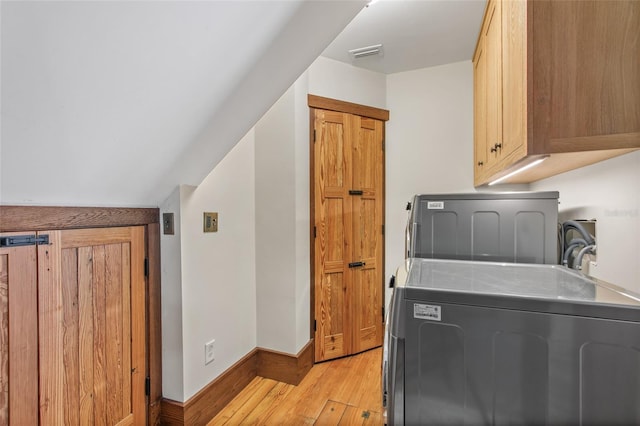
<box><xmin>205</xmin><ymin>339</ymin><xmax>215</xmax><ymax>365</ymax></box>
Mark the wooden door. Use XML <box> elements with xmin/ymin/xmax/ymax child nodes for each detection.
<box><xmin>474</xmin><ymin>31</ymin><xmax>488</xmax><ymax>182</ymax></box>
<box><xmin>38</xmin><ymin>227</ymin><xmax>146</xmax><ymax>425</ymax></box>
<box><xmin>0</xmin><ymin>234</ymin><xmax>39</xmax><ymax>425</ymax></box>
<box><xmin>501</xmin><ymin>0</ymin><xmax>526</xmax><ymax>162</ymax></box>
<box><xmin>485</xmin><ymin>0</ymin><xmax>503</xmax><ymax>169</ymax></box>
<box><xmin>350</xmin><ymin>117</ymin><xmax>384</xmax><ymax>354</ymax></box>
<box><xmin>313</xmin><ymin>109</ymin><xmax>384</xmax><ymax>362</ymax></box>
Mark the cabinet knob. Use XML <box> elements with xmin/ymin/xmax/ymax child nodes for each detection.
<box><xmin>477</xmin><ymin>161</ymin><xmax>484</xmax><ymax>166</ymax></box>
<box><xmin>490</xmin><ymin>146</ymin><xmax>497</xmax><ymax>153</ymax></box>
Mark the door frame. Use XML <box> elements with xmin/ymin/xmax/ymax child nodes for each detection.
<box><xmin>0</xmin><ymin>206</ymin><xmax>161</xmax><ymax>425</ymax></box>
<box><xmin>307</xmin><ymin>94</ymin><xmax>389</xmax><ymax>360</ymax></box>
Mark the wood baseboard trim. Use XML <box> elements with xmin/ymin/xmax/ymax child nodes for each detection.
<box><xmin>161</xmin><ymin>348</ymin><xmax>258</xmax><ymax>426</ymax></box>
<box><xmin>160</xmin><ymin>341</ymin><xmax>314</xmax><ymax>425</ymax></box>
<box><xmin>257</xmin><ymin>339</ymin><xmax>314</xmax><ymax>385</ymax></box>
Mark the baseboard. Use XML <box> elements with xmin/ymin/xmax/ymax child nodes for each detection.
<box><xmin>160</xmin><ymin>348</ymin><xmax>258</xmax><ymax>426</ymax></box>
<box><xmin>159</xmin><ymin>340</ymin><xmax>314</xmax><ymax>425</ymax></box>
<box><xmin>257</xmin><ymin>340</ymin><xmax>314</xmax><ymax>385</ymax></box>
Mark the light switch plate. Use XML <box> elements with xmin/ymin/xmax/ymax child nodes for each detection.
<box><xmin>163</xmin><ymin>213</ymin><xmax>175</xmax><ymax>235</ymax></box>
<box><xmin>203</xmin><ymin>212</ymin><xmax>218</xmax><ymax>232</ymax></box>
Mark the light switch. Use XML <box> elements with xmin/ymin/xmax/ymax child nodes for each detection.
<box><xmin>203</xmin><ymin>212</ymin><xmax>218</xmax><ymax>232</ymax></box>
<box><xmin>163</xmin><ymin>213</ymin><xmax>174</xmax><ymax>235</ymax></box>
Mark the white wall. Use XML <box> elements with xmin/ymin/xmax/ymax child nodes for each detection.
<box><xmin>160</xmin><ymin>131</ymin><xmax>257</xmax><ymax>402</ymax></box>
<box><xmin>254</xmin><ymin>57</ymin><xmax>387</xmax><ymax>354</ymax></box>
<box><xmin>159</xmin><ymin>186</ymin><xmax>184</xmax><ymax>401</ymax></box>
<box><xmin>385</xmin><ymin>61</ymin><xmax>475</xmax><ymax>299</ymax></box>
<box><xmin>255</xmin><ymin>87</ymin><xmax>299</xmax><ymax>353</ymax></box>
<box><xmin>309</xmin><ymin>56</ymin><xmax>387</xmax><ymax>109</ymax></box>
<box><xmin>531</xmin><ymin>151</ymin><xmax>640</xmax><ymax>293</ymax></box>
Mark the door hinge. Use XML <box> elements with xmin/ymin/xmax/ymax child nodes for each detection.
<box><xmin>0</xmin><ymin>234</ymin><xmax>49</xmax><ymax>248</ymax></box>
<box><xmin>313</xmin><ymin>129</ymin><xmax>316</xmax><ymax>143</ymax></box>
<box><xmin>382</xmin><ymin>137</ymin><xmax>385</xmax><ymax>151</ymax></box>
<box><xmin>145</xmin><ymin>376</ymin><xmax>150</xmax><ymax>396</ymax></box>
<box><xmin>314</xmin><ymin>226</ymin><xmax>316</xmax><ymax>238</ymax></box>
<box><xmin>314</xmin><ymin>319</ymin><xmax>317</xmax><ymax>332</ymax></box>
<box><xmin>382</xmin><ymin>307</ymin><xmax>385</xmax><ymax>321</ymax></box>
<box><xmin>144</xmin><ymin>258</ymin><xmax>149</xmax><ymax>277</ymax></box>
<box><xmin>382</xmin><ymin>224</ymin><xmax>385</xmax><ymax>235</ymax></box>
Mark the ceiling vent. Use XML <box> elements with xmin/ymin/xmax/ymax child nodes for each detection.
<box><xmin>348</xmin><ymin>44</ymin><xmax>383</xmax><ymax>59</ymax></box>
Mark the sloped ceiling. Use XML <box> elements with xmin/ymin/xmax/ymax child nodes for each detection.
<box><xmin>0</xmin><ymin>0</ymin><xmax>365</xmax><ymax>207</ymax></box>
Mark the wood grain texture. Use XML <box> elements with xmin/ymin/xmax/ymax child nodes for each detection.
<box><xmin>0</xmin><ymin>234</ymin><xmax>39</xmax><ymax>426</ymax></box>
<box><xmin>0</xmin><ymin>206</ymin><xmax>159</xmax><ymax>232</ymax></box>
<box><xmin>500</xmin><ymin>0</ymin><xmax>526</xmax><ymax>163</ymax></box>
<box><xmin>209</xmin><ymin>347</ymin><xmax>383</xmax><ymax>426</ymax></box>
<box><xmin>129</xmin><ymin>226</ymin><xmax>147</xmax><ymax>426</ymax></box>
<box><xmin>257</xmin><ymin>340</ymin><xmax>314</xmax><ymax>385</ymax></box>
<box><xmin>548</xmin><ymin>0</ymin><xmax>640</xmax><ymax>141</ymax></box>
<box><xmin>314</xmin><ymin>109</ymin><xmax>352</xmax><ymax>361</ymax></box>
<box><xmin>160</xmin><ymin>399</ymin><xmax>185</xmax><ymax>426</ymax></box>
<box><xmin>38</xmin><ymin>231</ymin><xmax>65</xmax><ymax>425</ymax></box>
<box><xmin>78</xmin><ymin>246</ymin><xmax>95</xmax><ymax>424</ymax></box>
<box><xmin>37</xmin><ymin>227</ymin><xmax>146</xmax><ymax>425</ymax></box>
<box><xmin>62</xmin><ymin>248</ymin><xmax>80</xmax><ymax>425</ymax></box>
<box><xmin>147</xmin><ymin>223</ymin><xmax>163</xmax><ymax>426</ymax></box>
<box><xmin>0</xmin><ymin>254</ymin><xmax>7</xmax><ymax>425</ymax></box>
<box><xmin>162</xmin><ymin>349</ymin><xmax>259</xmax><ymax>426</ymax></box>
<box><xmin>313</xmin><ymin>107</ymin><xmax>384</xmax><ymax>362</ymax></box>
<box><xmin>308</xmin><ymin>94</ymin><xmax>389</xmax><ymax>122</ymax></box>
<box><xmin>474</xmin><ymin>0</ymin><xmax>640</xmax><ymax>186</ymax></box>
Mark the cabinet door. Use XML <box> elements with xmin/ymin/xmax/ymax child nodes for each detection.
<box><xmin>38</xmin><ymin>227</ymin><xmax>146</xmax><ymax>425</ymax></box>
<box><xmin>547</xmin><ymin>0</ymin><xmax>640</xmax><ymax>148</ymax></box>
<box><xmin>0</xmin><ymin>234</ymin><xmax>39</xmax><ymax>426</ymax></box>
<box><xmin>474</xmin><ymin>33</ymin><xmax>488</xmax><ymax>183</ymax></box>
<box><xmin>501</xmin><ymin>0</ymin><xmax>527</xmax><ymax>163</ymax></box>
<box><xmin>485</xmin><ymin>0</ymin><xmax>503</xmax><ymax>171</ymax></box>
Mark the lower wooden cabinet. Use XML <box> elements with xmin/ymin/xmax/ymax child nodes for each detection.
<box><xmin>1</xmin><ymin>226</ymin><xmax>148</xmax><ymax>425</ymax></box>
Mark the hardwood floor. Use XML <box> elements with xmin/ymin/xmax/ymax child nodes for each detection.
<box><xmin>208</xmin><ymin>347</ymin><xmax>384</xmax><ymax>425</ymax></box>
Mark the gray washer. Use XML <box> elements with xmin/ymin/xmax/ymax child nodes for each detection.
<box><xmin>385</xmin><ymin>258</ymin><xmax>640</xmax><ymax>425</ymax></box>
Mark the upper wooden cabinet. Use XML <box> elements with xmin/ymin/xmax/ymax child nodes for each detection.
<box><xmin>473</xmin><ymin>0</ymin><xmax>640</xmax><ymax>186</ymax></box>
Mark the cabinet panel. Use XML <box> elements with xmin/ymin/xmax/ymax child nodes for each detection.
<box><xmin>0</xmin><ymin>238</ymin><xmax>38</xmax><ymax>426</ymax></box>
<box><xmin>485</xmin><ymin>0</ymin><xmax>502</xmax><ymax>171</ymax></box>
<box><xmin>473</xmin><ymin>34</ymin><xmax>488</xmax><ymax>180</ymax></box>
<box><xmin>473</xmin><ymin>0</ymin><xmax>640</xmax><ymax>186</ymax></box>
<box><xmin>501</xmin><ymin>0</ymin><xmax>526</xmax><ymax>162</ymax></box>
<box><xmin>549</xmin><ymin>0</ymin><xmax>640</xmax><ymax>142</ymax></box>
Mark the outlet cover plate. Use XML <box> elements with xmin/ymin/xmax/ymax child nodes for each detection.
<box><xmin>205</xmin><ymin>339</ymin><xmax>215</xmax><ymax>365</ymax></box>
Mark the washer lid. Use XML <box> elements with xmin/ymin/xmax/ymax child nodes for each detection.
<box><xmin>403</xmin><ymin>258</ymin><xmax>640</xmax><ymax>321</ymax></box>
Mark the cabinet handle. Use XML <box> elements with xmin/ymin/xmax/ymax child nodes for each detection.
<box><xmin>348</xmin><ymin>261</ymin><xmax>366</xmax><ymax>268</ymax></box>
<box><xmin>349</xmin><ymin>190</ymin><xmax>363</xmax><ymax>195</ymax></box>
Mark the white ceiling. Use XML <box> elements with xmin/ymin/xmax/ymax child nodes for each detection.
<box><xmin>1</xmin><ymin>0</ymin><xmax>486</xmax><ymax>208</ymax></box>
<box><xmin>322</xmin><ymin>0</ymin><xmax>487</xmax><ymax>74</ymax></box>
<box><xmin>0</xmin><ymin>1</ymin><xmax>366</xmax><ymax>206</ymax></box>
